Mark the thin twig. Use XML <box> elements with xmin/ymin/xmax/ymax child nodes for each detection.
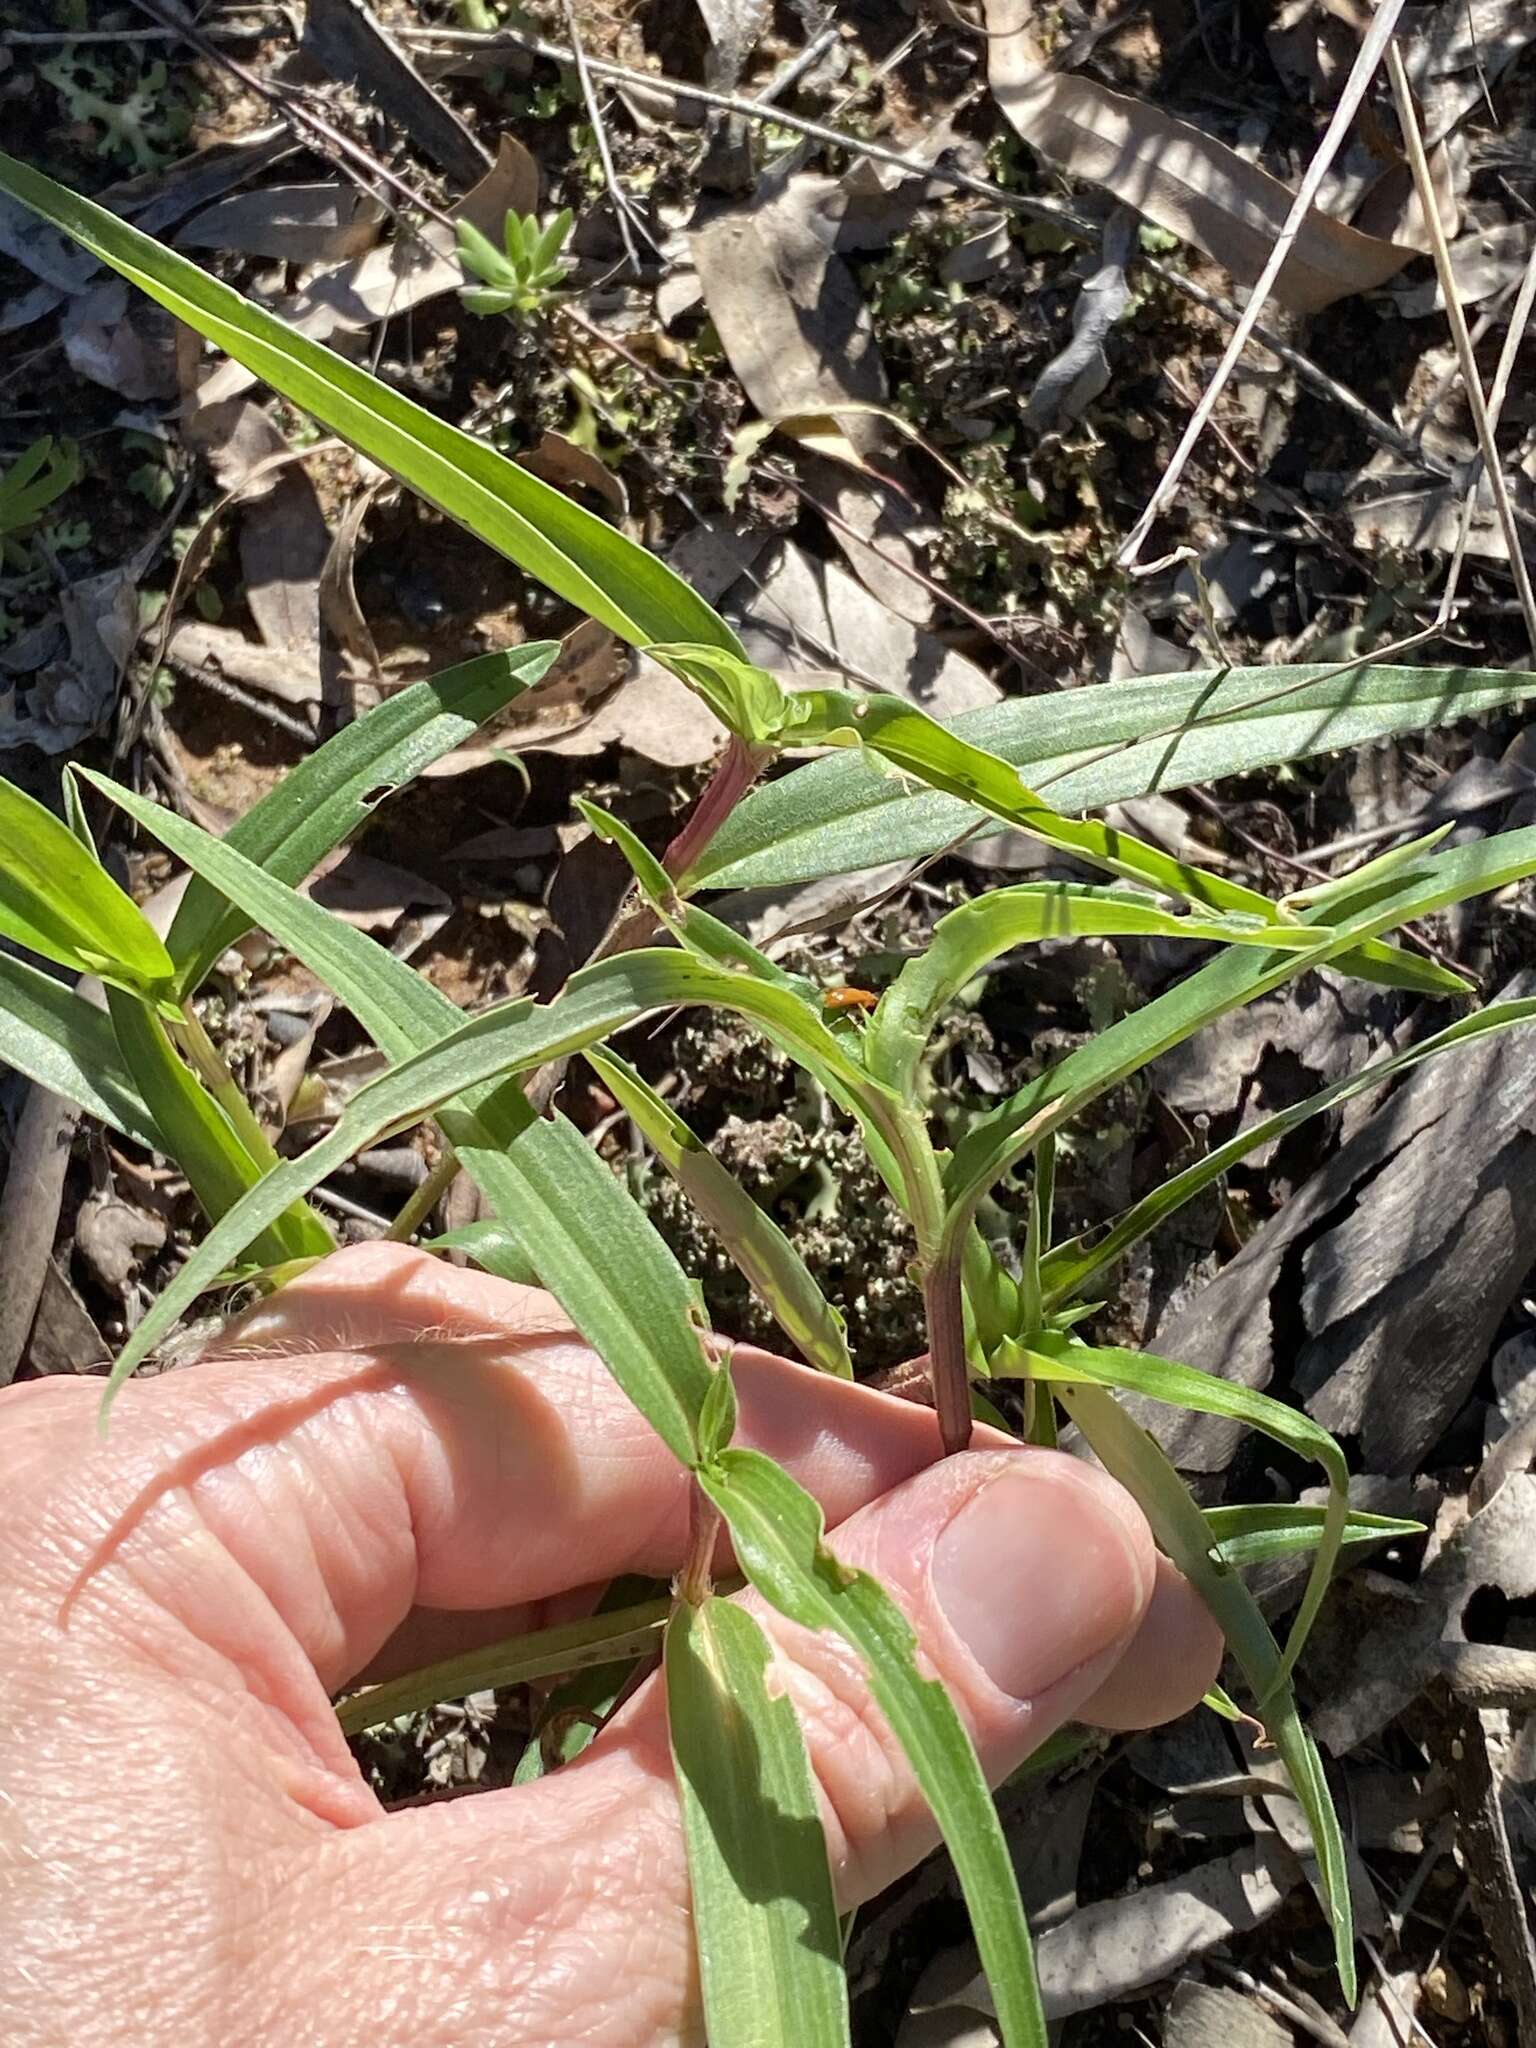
<box><xmin>401</xmin><ymin>22</ymin><xmax>1478</xmax><ymax>486</ymax></box>
<box><xmin>1387</xmin><ymin>37</ymin><xmax>1536</xmax><ymax>663</ymax></box>
<box><xmin>560</xmin><ymin>0</ymin><xmax>660</xmax><ymax>274</ymax></box>
<box><xmin>131</xmin><ymin>0</ymin><xmax>456</xmax><ymax>233</ymax></box>
<box><xmin>1119</xmin><ymin>0</ymin><xmax>1408</xmax><ymax>568</ymax></box>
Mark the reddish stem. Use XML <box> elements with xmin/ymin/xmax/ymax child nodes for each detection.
<box><xmin>663</xmin><ymin>736</ymin><xmax>769</xmax><ymax>886</ymax></box>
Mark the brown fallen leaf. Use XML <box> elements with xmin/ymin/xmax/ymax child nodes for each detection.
<box><xmin>516</xmin><ymin>430</ymin><xmax>628</xmax><ymax>519</ymax></box>
<box><xmin>240</xmin><ymin>465</ymin><xmax>331</xmax><ymax>668</ymax></box>
<box><xmin>24</xmin><ymin>1260</ymin><xmax>110</xmax><ymax>1379</ymax></box>
<box><xmin>726</xmin><ymin>539</ymin><xmax>1001</xmax><ymax>720</ymax></box>
<box><xmin>198</xmin><ymin>137</ymin><xmax>538</xmax><ymax>406</ymax></box>
<box><xmin>168</xmin><ymin>620</ymin><xmax>323</xmax><ymax>708</ymax></box>
<box><xmin>6</xmin><ymin>544</ymin><xmax>156</xmax><ymax>752</ymax></box>
<box><xmin>75</xmin><ymin>1187</ymin><xmax>168</xmax><ymax>1297</ymax></box>
<box><xmin>176</xmin><ymin>182</ymin><xmax>389</xmax><ymax>265</ymax></box>
<box><xmin>691</xmin><ymin>173</ymin><xmax>937</xmax><ymax>624</ymax></box>
<box><xmin>318</xmin><ymin>475</ymin><xmax>390</xmax><ymax>679</ymax></box>
<box><xmin>303</xmin><ymin>0</ymin><xmax>491</xmax><ymax>187</ymax></box>
<box><xmin>984</xmin><ymin>0</ymin><xmax>1419</xmax><ymax>314</ymax></box>
<box><xmin>422</xmin><ymin>619</ymin><xmax>624</xmax><ymax>771</ymax></box>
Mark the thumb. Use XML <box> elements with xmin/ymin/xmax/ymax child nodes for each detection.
<box><xmin>694</xmin><ymin>1446</ymin><xmax>1160</xmax><ymax>1905</ymax></box>
<box><xmin>296</xmin><ymin>1449</ymin><xmax>1183</xmax><ymax>2047</ymax></box>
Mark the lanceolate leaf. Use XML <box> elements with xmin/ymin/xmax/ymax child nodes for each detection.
<box><xmin>1005</xmin><ymin>1337</ymin><xmax>1347</xmax><ymax>1685</ymax></box>
<box><xmin>91</xmin><ymin>938</ymin><xmax>900</xmax><ymax>1411</ymax></box>
<box><xmin>1041</xmin><ymin>997</ymin><xmax>1536</xmax><ymax>1303</ymax></box>
<box><xmin>169</xmin><ymin>643</ymin><xmax>560</xmax><ymax>994</ymax></box>
<box><xmin>86</xmin><ymin>781</ymin><xmax>718</xmax><ymax>1457</ymax></box>
<box><xmin>666</xmin><ymin>1596</ymin><xmax>850</xmax><ymax>2048</ymax></box>
<box><xmin>0</xmin><ymin>775</ymin><xmax>173</xmax><ymax>995</ymax></box>
<box><xmin>699</xmin><ymin>1449</ymin><xmax>1045</xmax><ymax>2048</ymax></box>
<box><xmin>696</xmin><ymin>662</ymin><xmax>1536</xmax><ymax>890</ymax></box>
<box><xmin>666</xmin><ymin>670</ymin><xmax>1439</xmax><ymax>996</ymax></box>
<box><xmin>0</xmin><ymin>154</ymin><xmax>738</xmax><ymax>658</ymax></box>
<box><xmin>1056</xmin><ymin>1381</ymin><xmax>1357</xmax><ymax>2005</ymax></box>
<box><xmin>0</xmin><ymin>952</ymin><xmax>163</xmax><ymax>1148</ymax></box>
<box><xmin>942</xmin><ymin>823</ymin><xmax>1536</xmax><ymax>1234</ymax></box>
<box><xmin>865</xmin><ymin>881</ymin><xmax>1336</xmax><ymax>1095</ymax></box>
<box><xmin>589</xmin><ymin>1047</ymin><xmax>854</xmax><ymax>1378</ymax></box>
<box><xmin>105</xmin><ymin>990</ymin><xmax>331</xmax><ymax>1265</ymax></box>
<box><xmin>1203</xmin><ymin>1503</ymin><xmax>1423</xmax><ymax>1571</ymax></box>
<box><xmin>337</xmin><ymin>1594</ymin><xmax>671</xmax><ymax>1735</ymax></box>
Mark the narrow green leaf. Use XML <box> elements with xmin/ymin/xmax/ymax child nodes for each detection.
<box><xmin>1202</xmin><ymin>1503</ymin><xmax>1423</xmax><ymax>1571</ymax></box>
<box><xmin>801</xmin><ymin>691</ymin><xmax>1448</xmax><ymax>996</ymax></box>
<box><xmin>1042</xmin><ymin>997</ymin><xmax>1536</xmax><ymax>1304</ymax></box>
<box><xmin>943</xmin><ymin>824</ymin><xmax>1536</xmax><ymax>1240</ymax></box>
<box><xmin>700</xmin><ymin>1449</ymin><xmax>1045</xmax><ymax>2048</ymax></box>
<box><xmin>698</xmin><ymin>1349</ymin><xmax>739</xmax><ymax>1461</ymax></box>
<box><xmin>865</xmin><ymin>882</ymin><xmax>1336</xmax><ymax>1096</ymax></box>
<box><xmin>0</xmin><ymin>953</ymin><xmax>162</xmax><ymax>1147</ymax></box>
<box><xmin>89</xmin><ymin>775</ymin><xmax>851</xmax><ymax>1449</ymax></box>
<box><xmin>337</xmin><ymin>1593</ymin><xmax>671</xmax><ymax>1734</ymax></box>
<box><xmin>92</xmin><ymin>949</ymin><xmax>737</xmax><ymax>1440</ymax></box>
<box><xmin>579</xmin><ymin>797</ymin><xmax>817</xmax><ymax>997</ymax></box>
<box><xmin>529</xmin><ymin>208</ymin><xmax>573</xmax><ymax>275</ymax></box>
<box><xmin>0</xmin><ymin>775</ymin><xmax>173</xmax><ymax>994</ymax></box>
<box><xmin>83</xmin><ymin>810</ymin><xmax>717</xmax><ymax>1474</ymax></box>
<box><xmin>580</xmin><ymin>796</ymin><xmax>928</xmax><ymax>1222</ymax></box>
<box><xmin>1055</xmin><ymin>1381</ymin><xmax>1357</xmax><ymax>2004</ymax></box>
<box><xmin>590</xmin><ymin>1046</ymin><xmax>854</xmax><ymax>1377</ymax></box>
<box><xmin>105</xmin><ymin>990</ymin><xmax>330</xmax><ymax>1264</ymax></box>
<box><xmin>0</xmin><ymin>154</ymin><xmax>738</xmax><ymax>657</ymax></box>
<box><xmin>697</xmin><ymin>663</ymin><xmax>1536</xmax><ymax>890</ymax></box>
<box><xmin>1005</xmin><ymin>1337</ymin><xmax>1347</xmax><ymax>1684</ymax></box>
<box><xmin>667</xmin><ymin>1596</ymin><xmax>851</xmax><ymax>2048</ymax></box>
<box><xmin>169</xmin><ymin>643</ymin><xmax>559</xmax><ymax>994</ymax></box>
<box><xmin>418</xmin><ymin>1219</ymin><xmax>540</xmax><ymax>1282</ymax></box>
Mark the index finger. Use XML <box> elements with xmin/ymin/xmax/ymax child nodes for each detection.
<box><xmin>20</xmin><ymin>1244</ymin><xmax>956</xmax><ymax>1694</ymax></box>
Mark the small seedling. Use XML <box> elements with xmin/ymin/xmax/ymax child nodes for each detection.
<box><xmin>0</xmin><ymin>437</ymin><xmax>80</xmax><ymax>568</ymax></box>
<box><xmin>456</xmin><ymin>207</ymin><xmax>574</xmax><ymax>319</ymax></box>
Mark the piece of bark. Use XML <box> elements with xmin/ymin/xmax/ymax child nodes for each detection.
<box><xmin>1311</xmin><ymin>1473</ymin><xmax>1536</xmax><ymax>1753</ymax></box>
<box><xmin>302</xmin><ymin>0</ymin><xmax>490</xmax><ymax>186</ymax></box>
<box><xmin>0</xmin><ymin>1087</ymin><xmax>78</xmax><ymax>1387</ymax></box>
<box><xmin>922</xmin><ymin>1838</ymin><xmax>1298</xmax><ymax>2022</ymax></box>
<box><xmin>1164</xmin><ymin>1980</ymin><xmax>1293</xmax><ymax>2048</ymax></box>
<box><xmin>1422</xmin><ymin>1694</ymin><xmax>1536</xmax><ymax>2042</ymax></box>
<box><xmin>1136</xmin><ymin>972</ymin><xmax>1536</xmax><ymax>1475</ymax></box>
<box><xmin>23</xmin><ymin>1258</ymin><xmax>109</xmax><ymax>1378</ymax></box>
<box><xmin>1298</xmin><ymin>973</ymin><xmax>1536</xmax><ymax>1471</ymax></box>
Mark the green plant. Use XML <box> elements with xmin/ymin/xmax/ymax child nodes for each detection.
<box><xmin>0</xmin><ymin>437</ymin><xmax>81</xmax><ymax>568</ymax></box>
<box><xmin>456</xmin><ymin>206</ymin><xmax>575</xmax><ymax>319</ymax></box>
<box><xmin>2</xmin><ymin>148</ymin><xmax>1534</xmax><ymax>2045</ymax></box>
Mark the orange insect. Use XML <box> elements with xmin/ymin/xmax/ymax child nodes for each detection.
<box><xmin>823</xmin><ymin>985</ymin><xmax>879</xmax><ymax>1015</ymax></box>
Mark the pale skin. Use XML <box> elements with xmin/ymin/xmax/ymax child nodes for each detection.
<box><xmin>0</xmin><ymin>1243</ymin><xmax>1222</xmax><ymax>2046</ymax></box>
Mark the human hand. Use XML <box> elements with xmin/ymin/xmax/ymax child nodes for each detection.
<box><xmin>1</xmin><ymin>1244</ymin><xmax>1220</xmax><ymax>2046</ymax></box>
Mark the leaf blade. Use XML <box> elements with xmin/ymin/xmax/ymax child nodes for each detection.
<box><xmin>696</xmin><ymin>664</ymin><xmax>1536</xmax><ymax>890</ymax></box>
<box><xmin>666</xmin><ymin>1596</ymin><xmax>851</xmax><ymax>2048</ymax></box>
<box><xmin>0</xmin><ymin>153</ymin><xmax>738</xmax><ymax>657</ymax></box>
<box><xmin>168</xmin><ymin>643</ymin><xmax>560</xmax><ymax>993</ymax></box>
<box><xmin>0</xmin><ymin>775</ymin><xmax>172</xmax><ymax>994</ymax></box>
<box><xmin>700</xmin><ymin>1449</ymin><xmax>1046</xmax><ymax>2048</ymax></box>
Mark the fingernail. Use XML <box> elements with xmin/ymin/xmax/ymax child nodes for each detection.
<box><xmin>932</xmin><ymin>1466</ymin><xmax>1146</xmax><ymax>1701</ymax></box>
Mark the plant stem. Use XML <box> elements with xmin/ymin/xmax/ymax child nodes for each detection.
<box><xmin>923</xmin><ymin>1252</ymin><xmax>973</xmax><ymax>1455</ymax></box>
<box><xmin>385</xmin><ymin>1144</ymin><xmax>460</xmax><ymax>1242</ymax></box>
<box><xmin>665</xmin><ymin>736</ymin><xmax>769</xmax><ymax>889</ymax></box>
<box><xmin>175</xmin><ymin>1000</ymin><xmax>283</xmax><ymax>1172</ymax></box>
<box><xmin>678</xmin><ymin>1477</ymin><xmax>724</xmax><ymax>1607</ymax></box>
